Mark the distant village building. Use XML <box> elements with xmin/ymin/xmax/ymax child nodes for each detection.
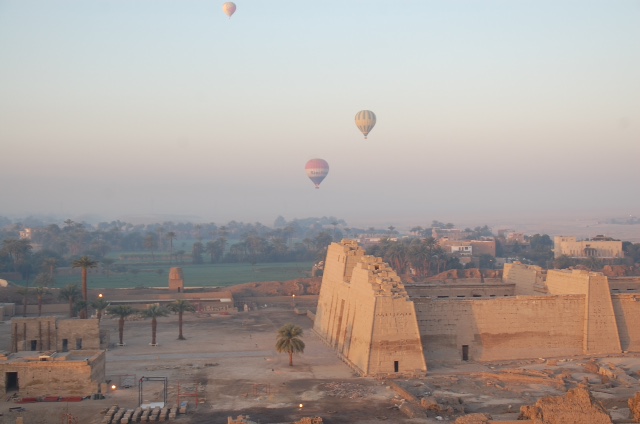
<box><xmin>438</xmin><ymin>238</ymin><xmax>496</xmax><ymax>257</ymax></box>
<box><xmin>431</xmin><ymin>228</ymin><xmax>471</xmax><ymax>241</ymax></box>
<box><xmin>553</xmin><ymin>235</ymin><xmax>623</xmax><ymax>259</ymax></box>
<box><xmin>18</xmin><ymin>227</ymin><xmax>42</xmax><ymax>252</ymax></box>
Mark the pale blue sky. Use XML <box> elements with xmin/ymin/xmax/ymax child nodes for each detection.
<box><xmin>1</xmin><ymin>1</ymin><xmax>639</xmax><ymax>228</ymax></box>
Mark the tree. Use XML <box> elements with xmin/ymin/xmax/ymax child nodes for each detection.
<box><xmin>192</xmin><ymin>242</ymin><xmax>204</xmax><ymax>264</ymax></box>
<box><xmin>167</xmin><ymin>299</ymin><xmax>196</xmax><ymax>340</ymax></box>
<box><xmin>139</xmin><ymin>304</ymin><xmax>170</xmax><ymax>346</ymax></box>
<box><xmin>91</xmin><ymin>297</ymin><xmax>111</xmax><ymax>322</ymax></box>
<box><xmin>33</xmin><ymin>272</ymin><xmax>54</xmax><ymax>287</ymax></box>
<box><xmin>275</xmin><ymin>323</ymin><xmax>305</xmax><ymax>366</ymax></box>
<box><xmin>166</xmin><ymin>232</ymin><xmax>177</xmax><ymax>259</ymax></box>
<box><xmin>72</xmin><ymin>256</ymin><xmax>98</xmax><ymax>319</ymax></box>
<box><xmin>59</xmin><ymin>284</ymin><xmax>81</xmax><ymax>318</ymax></box>
<box><xmin>144</xmin><ymin>233</ymin><xmax>158</xmax><ymax>262</ymax></box>
<box><xmin>16</xmin><ymin>286</ymin><xmax>31</xmax><ymax>317</ymax></box>
<box><xmin>554</xmin><ymin>254</ymin><xmax>576</xmax><ymax>270</ymax></box>
<box><xmin>42</xmin><ymin>257</ymin><xmax>59</xmax><ymax>281</ymax></box>
<box><xmin>108</xmin><ymin>305</ymin><xmax>135</xmax><ymax>345</ymax></box>
<box><xmin>34</xmin><ymin>285</ymin><xmax>49</xmax><ymax>316</ymax></box>
<box><xmin>1</xmin><ymin>239</ymin><xmax>33</xmax><ymax>273</ymax></box>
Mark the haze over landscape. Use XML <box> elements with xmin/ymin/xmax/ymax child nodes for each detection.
<box><xmin>1</xmin><ymin>1</ymin><xmax>639</xmax><ymax>230</ymax></box>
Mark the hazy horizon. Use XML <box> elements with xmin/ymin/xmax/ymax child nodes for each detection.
<box><xmin>1</xmin><ymin>1</ymin><xmax>638</xmax><ymax>231</ymax></box>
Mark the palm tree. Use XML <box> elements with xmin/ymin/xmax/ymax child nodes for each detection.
<box><xmin>72</xmin><ymin>256</ymin><xmax>98</xmax><ymax>319</ymax></box>
<box><xmin>91</xmin><ymin>297</ymin><xmax>111</xmax><ymax>322</ymax></box>
<box><xmin>140</xmin><ymin>304</ymin><xmax>170</xmax><ymax>346</ymax></box>
<box><xmin>16</xmin><ymin>286</ymin><xmax>31</xmax><ymax>317</ymax></box>
<box><xmin>59</xmin><ymin>284</ymin><xmax>81</xmax><ymax>318</ymax></box>
<box><xmin>34</xmin><ymin>285</ymin><xmax>49</xmax><ymax>316</ymax></box>
<box><xmin>108</xmin><ymin>305</ymin><xmax>135</xmax><ymax>346</ymax></box>
<box><xmin>144</xmin><ymin>234</ymin><xmax>158</xmax><ymax>263</ymax></box>
<box><xmin>167</xmin><ymin>299</ymin><xmax>196</xmax><ymax>340</ymax></box>
<box><xmin>275</xmin><ymin>323</ymin><xmax>305</xmax><ymax>366</ymax></box>
<box><xmin>166</xmin><ymin>232</ymin><xmax>177</xmax><ymax>259</ymax></box>
<box><xmin>42</xmin><ymin>257</ymin><xmax>59</xmax><ymax>281</ymax></box>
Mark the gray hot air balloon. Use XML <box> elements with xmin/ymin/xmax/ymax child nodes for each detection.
<box><xmin>355</xmin><ymin>110</ymin><xmax>376</xmax><ymax>139</ymax></box>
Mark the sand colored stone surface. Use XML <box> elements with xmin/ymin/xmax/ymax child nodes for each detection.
<box><xmin>4</xmin><ymin>286</ymin><xmax>640</xmax><ymax>423</ymax></box>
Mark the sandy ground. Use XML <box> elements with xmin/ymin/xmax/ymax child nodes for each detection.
<box><xmin>3</xmin><ymin>304</ymin><xmax>640</xmax><ymax>424</ymax></box>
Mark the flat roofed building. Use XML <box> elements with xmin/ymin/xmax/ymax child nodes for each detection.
<box><xmin>554</xmin><ymin>236</ymin><xmax>623</xmax><ymax>259</ymax></box>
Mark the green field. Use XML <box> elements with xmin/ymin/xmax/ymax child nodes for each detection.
<box><xmin>50</xmin><ymin>262</ymin><xmax>315</xmax><ymax>289</ymax></box>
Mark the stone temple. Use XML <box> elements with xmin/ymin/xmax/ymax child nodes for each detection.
<box><xmin>313</xmin><ymin>240</ymin><xmax>640</xmax><ymax>378</ymax></box>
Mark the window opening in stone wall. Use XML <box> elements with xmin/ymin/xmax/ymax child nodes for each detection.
<box><xmin>30</xmin><ymin>340</ymin><xmax>37</xmax><ymax>351</ymax></box>
<box><xmin>62</xmin><ymin>339</ymin><xmax>68</xmax><ymax>352</ymax></box>
<box><xmin>472</xmin><ymin>294</ymin><xmax>481</xmax><ymax>297</ymax></box>
<box><xmin>462</xmin><ymin>345</ymin><xmax>469</xmax><ymax>361</ymax></box>
<box><xmin>394</xmin><ymin>361</ymin><xmax>399</xmax><ymax>372</ymax></box>
<box><xmin>76</xmin><ymin>338</ymin><xmax>83</xmax><ymax>350</ymax></box>
<box><xmin>6</xmin><ymin>372</ymin><xmax>18</xmax><ymax>391</ymax></box>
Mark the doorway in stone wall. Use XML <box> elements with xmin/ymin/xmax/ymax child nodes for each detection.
<box><xmin>394</xmin><ymin>361</ymin><xmax>399</xmax><ymax>372</ymax></box>
<box><xmin>6</xmin><ymin>372</ymin><xmax>18</xmax><ymax>392</ymax></box>
<box><xmin>462</xmin><ymin>345</ymin><xmax>469</xmax><ymax>361</ymax></box>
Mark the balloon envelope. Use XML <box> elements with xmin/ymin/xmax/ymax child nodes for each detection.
<box><xmin>222</xmin><ymin>2</ymin><xmax>236</xmax><ymax>18</ymax></box>
<box><xmin>305</xmin><ymin>159</ymin><xmax>329</xmax><ymax>189</ymax></box>
<box><xmin>355</xmin><ymin>110</ymin><xmax>376</xmax><ymax>139</ymax></box>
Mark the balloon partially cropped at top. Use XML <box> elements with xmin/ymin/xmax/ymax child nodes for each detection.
<box><xmin>355</xmin><ymin>110</ymin><xmax>376</xmax><ymax>139</ymax></box>
<box><xmin>305</xmin><ymin>159</ymin><xmax>329</xmax><ymax>189</ymax></box>
<box><xmin>222</xmin><ymin>2</ymin><xmax>236</xmax><ymax>18</ymax></box>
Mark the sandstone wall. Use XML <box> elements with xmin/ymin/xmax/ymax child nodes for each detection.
<box><xmin>415</xmin><ymin>295</ymin><xmax>585</xmax><ymax>362</ymax></box>
<box><xmin>314</xmin><ymin>241</ymin><xmax>426</xmax><ymax>376</ymax></box>
<box><xmin>405</xmin><ymin>284</ymin><xmax>514</xmax><ymax>298</ymax></box>
<box><xmin>57</xmin><ymin>319</ymin><xmax>101</xmax><ymax>350</ymax></box>
<box><xmin>611</xmin><ymin>294</ymin><xmax>640</xmax><ymax>352</ymax></box>
<box><xmin>0</xmin><ymin>350</ymin><xmax>105</xmax><ymax>397</ymax></box>
<box><xmin>11</xmin><ymin>317</ymin><xmax>101</xmax><ymax>353</ymax></box>
<box><xmin>503</xmin><ymin>263</ymin><xmax>547</xmax><ymax>296</ymax></box>
<box><xmin>546</xmin><ymin>270</ymin><xmax>621</xmax><ymax>355</ymax></box>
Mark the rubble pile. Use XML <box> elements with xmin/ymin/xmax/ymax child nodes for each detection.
<box><xmin>453</xmin><ymin>413</ymin><xmax>492</xmax><ymax>424</ymax></box>
<box><xmin>519</xmin><ymin>385</ymin><xmax>612</xmax><ymax>424</ymax></box>
<box><xmin>320</xmin><ymin>382</ymin><xmax>374</xmax><ymax>399</ymax></box>
<box><xmin>627</xmin><ymin>392</ymin><xmax>640</xmax><ymax>422</ymax></box>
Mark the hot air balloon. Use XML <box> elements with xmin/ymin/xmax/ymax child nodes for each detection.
<box><xmin>222</xmin><ymin>2</ymin><xmax>236</xmax><ymax>18</ymax></box>
<box><xmin>305</xmin><ymin>159</ymin><xmax>329</xmax><ymax>189</ymax></box>
<box><xmin>355</xmin><ymin>110</ymin><xmax>376</xmax><ymax>139</ymax></box>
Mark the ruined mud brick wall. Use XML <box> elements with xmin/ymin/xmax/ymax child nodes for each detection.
<box><xmin>11</xmin><ymin>317</ymin><xmax>101</xmax><ymax>353</ymax></box>
<box><xmin>314</xmin><ymin>241</ymin><xmax>426</xmax><ymax>377</ymax></box>
<box><xmin>57</xmin><ymin>319</ymin><xmax>101</xmax><ymax>350</ymax></box>
<box><xmin>0</xmin><ymin>350</ymin><xmax>105</xmax><ymax>397</ymax></box>
<box><xmin>503</xmin><ymin>263</ymin><xmax>547</xmax><ymax>296</ymax></box>
<box><xmin>168</xmin><ymin>267</ymin><xmax>185</xmax><ymax>291</ymax></box>
<box><xmin>546</xmin><ymin>270</ymin><xmax>621</xmax><ymax>354</ymax></box>
<box><xmin>11</xmin><ymin>317</ymin><xmax>58</xmax><ymax>352</ymax></box>
<box><xmin>415</xmin><ymin>295</ymin><xmax>585</xmax><ymax>362</ymax></box>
